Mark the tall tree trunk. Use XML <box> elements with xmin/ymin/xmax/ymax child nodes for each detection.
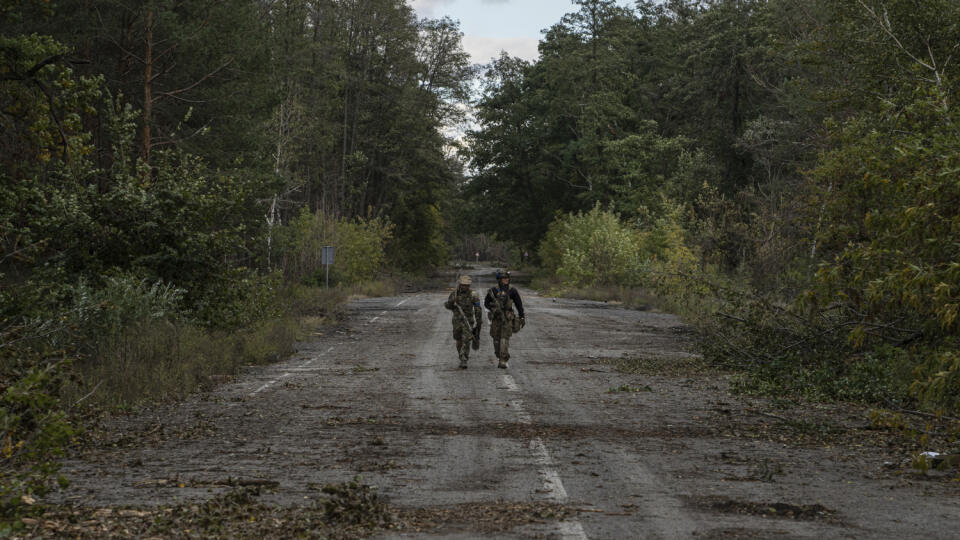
<box><xmin>340</xmin><ymin>86</ymin><xmax>349</xmax><ymax>216</ymax></box>
<box><xmin>142</xmin><ymin>7</ymin><xmax>154</xmax><ymax>164</ymax></box>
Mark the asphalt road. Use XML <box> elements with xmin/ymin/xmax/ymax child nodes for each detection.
<box><xmin>54</xmin><ymin>269</ymin><xmax>960</xmax><ymax>539</ymax></box>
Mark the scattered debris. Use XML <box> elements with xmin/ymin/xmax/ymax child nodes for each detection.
<box><xmin>398</xmin><ymin>501</ymin><xmax>577</xmax><ymax>533</ymax></box>
<box><xmin>606</xmin><ymin>384</ymin><xmax>653</xmax><ymax>393</ymax></box>
<box><xmin>319</xmin><ymin>476</ymin><xmax>394</xmax><ymax>527</ymax></box>
<box><xmin>689</xmin><ymin>496</ymin><xmax>838</xmax><ymax>522</ymax></box>
<box><xmin>353</xmin><ymin>365</ymin><xmax>380</xmax><ymax>373</ymax></box>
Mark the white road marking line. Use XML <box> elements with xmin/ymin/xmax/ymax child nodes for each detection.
<box><xmin>250</xmin><ymin>372</ymin><xmax>291</xmax><ymax>395</ymax></box>
<box><xmin>369</xmin><ymin>296</ymin><xmax>417</xmax><ymax>325</ymax></box>
<box><xmin>530</xmin><ymin>438</ymin><xmax>568</xmax><ymax>501</ymax></box>
<box><xmin>505</xmin><ymin>393</ymin><xmax>589</xmax><ymax>539</ymax></box>
<box><xmin>268</xmin><ymin>367</ymin><xmax>334</xmax><ymax>372</ymax></box>
<box><xmin>510</xmin><ymin>400</ymin><xmax>533</xmax><ymax>424</ymax></box>
<box><xmin>249</xmin><ymin>346</ymin><xmax>335</xmax><ymax>397</ymax></box>
<box><xmin>501</xmin><ymin>374</ymin><xmax>520</xmax><ymax>392</ymax></box>
<box><xmin>368</xmin><ymin>309</ymin><xmax>388</xmax><ymax>324</ymax></box>
<box><xmin>302</xmin><ymin>346</ymin><xmax>335</xmax><ymax>367</ymax></box>
<box><xmin>556</xmin><ymin>520</ymin><xmax>590</xmax><ymax>540</ymax></box>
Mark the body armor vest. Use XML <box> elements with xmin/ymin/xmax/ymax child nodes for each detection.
<box><xmin>490</xmin><ymin>286</ymin><xmax>515</xmax><ymax>319</ymax></box>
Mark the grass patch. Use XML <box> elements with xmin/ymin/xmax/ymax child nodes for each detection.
<box><xmin>530</xmin><ymin>279</ymin><xmax>659</xmax><ymax>311</ymax></box>
<box><xmin>61</xmin><ymin>283</ymin><xmax>365</xmax><ymax>409</ymax></box>
<box><xmin>62</xmin><ymin>317</ymin><xmax>300</xmax><ymax>408</ymax></box>
<box><xmin>346</xmin><ymin>277</ymin><xmax>401</xmax><ymax>299</ymax></box>
<box><xmin>285</xmin><ymin>284</ymin><xmax>348</xmax><ymax>320</ymax></box>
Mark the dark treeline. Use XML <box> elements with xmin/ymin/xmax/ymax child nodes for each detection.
<box><xmin>468</xmin><ymin>0</ymin><xmax>833</xmax><ymax>266</ymax></box>
<box><xmin>1</xmin><ymin>0</ymin><xmax>478</xmax><ymax>328</ymax></box>
<box><xmin>3</xmin><ymin>0</ymin><xmax>472</xmax><ymax>291</ymax></box>
<box><xmin>467</xmin><ymin>0</ymin><xmax>960</xmax><ymax>415</ymax></box>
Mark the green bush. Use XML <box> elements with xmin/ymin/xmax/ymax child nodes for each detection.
<box><xmin>538</xmin><ymin>203</ymin><xmax>706</xmax><ymax>312</ymax></box>
<box><xmin>804</xmin><ymin>87</ymin><xmax>960</xmax><ymax>413</ymax></box>
<box><xmin>911</xmin><ymin>346</ymin><xmax>960</xmax><ymax>413</ymax></box>
<box><xmin>65</xmin><ymin>274</ymin><xmax>184</xmax><ymax>346</ymax></box>
<box><xmin>329</xmin><ymin>218</ymin><xmax>393</xmax><ymax>285</ymax></box>
<box><xmin>539</xmin><ymin>205</ymin><xmax>643</xmax><ymax>287</ymax></box>
<box><xmin>190</xmin><ymin>268</ymin><xmax>283</xmax><ymax>329</ymax></box>
<box><xmin>279</xmin><ymin>208</ymin><xmax>393</xmax><ymax>286</ymax></box>
<box><xmin>0</xmin><ymin>337</ymin><xmax>73</xmax><ymax>524</ymax></box>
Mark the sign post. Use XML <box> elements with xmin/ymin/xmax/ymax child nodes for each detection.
<box><xmin>322</xmin><ymin>246</ymin><xmax>335</xmax><ymax>288</ymax></box>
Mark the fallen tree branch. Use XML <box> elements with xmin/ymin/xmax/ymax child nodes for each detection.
<box><xmin>72</xmin><ymin>380</ymin><xmax>104</xmax><ymax>407</ymax></box>
<box><xmin>886</xmin><ymin>405</ymin><xmax>960</xmax><ymax>424</ymax></box>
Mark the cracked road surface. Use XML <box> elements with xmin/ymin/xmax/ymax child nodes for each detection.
<box><xmin>54</xmin><ymin>270</ymin><xmax>960</xmax><ymax>538</ymax></box>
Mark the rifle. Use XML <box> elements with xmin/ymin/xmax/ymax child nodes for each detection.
<box><xmin>454</xmin><ymin>303</ymin><xmax>480</xmax><ymax>350</ymax></box>
<box><xmin>453</xmin><ymin>268</ymin><xmax>480</xmax><ymax>350</ymax></box>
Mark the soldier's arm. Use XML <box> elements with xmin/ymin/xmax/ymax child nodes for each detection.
<box><xmin>511</xmin><ymin>288</ymin><xmax>525</xmax><ymax>319</ymax></box>
<box><xmin>472</xmin><ymin>292</ymin><xmax>482</xmax><ymax>326</ymax></box>
<box><xmin>483</xmin><ymin>288</ymin><xmax>494</xmax><ymax>311</ymax></box>
<box><xmin>444</xmin><ymin>291</ymin><xmax>456</xmax><ymax>310</ymax></box>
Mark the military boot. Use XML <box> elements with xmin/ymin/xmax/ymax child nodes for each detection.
<box><xmin>459</xmin><ymin>357</ymin><xmax>468</xmax><ymax>369</ymax></box>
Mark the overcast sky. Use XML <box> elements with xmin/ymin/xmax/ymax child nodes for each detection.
<box><xmin>411</xmin><ymin>0</ymin><xmax>636</xmax><ymax>65</ymax></box>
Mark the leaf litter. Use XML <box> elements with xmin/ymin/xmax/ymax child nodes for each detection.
<box><xmin>16</xmin><ymin>480</ymin><xmax>579</xmax><ymax>539</ymax></box>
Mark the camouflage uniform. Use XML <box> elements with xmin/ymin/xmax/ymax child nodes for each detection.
<box><xmin>485</xmin><ymin>278</ymin><xmax>524</xmax><ymax>368</ymax></box>
<box><xmin>444</xmin><ymin>278</ymin><xmax>482</xmax><ymax>368</ymax></box>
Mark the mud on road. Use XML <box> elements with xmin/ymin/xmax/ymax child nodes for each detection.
<box><xmin>31</xmin><ymin>270</ymin><xmax>960</xmax><ymax>538</ymax></box>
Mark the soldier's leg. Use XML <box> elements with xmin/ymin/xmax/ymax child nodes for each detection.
<box><xmin>457</xmin><ymin>327</ymin><xmax>472</xmax><ymax>367</ymax></box>
<box><xmin>453</xmin><ymin>325</ymin><xmax>469</xmax><ymax>367</ymax></box>
<box><xmin>500</xmin><ymin>324</ymin><xmax>514</xmax><ymax>365</ymax></box>
<box><xmin>459</xmin><ymin>327</ymin><xmax>470</xmax><ymax>361</ymax></box>
<box><xmin>490</xmin><ymin>323</ymin><xmax>501</xmax><ymax>360</ymax></box>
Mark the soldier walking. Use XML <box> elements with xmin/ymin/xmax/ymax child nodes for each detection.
<box><xmin>444</xmin><ymin>275</ymin><xmax>482</xmax><ymax>369</ymax></box>
<box><xmin>485</xmin><ymin>270</ymin><xmax>525</xmax><ymax>369</ymax></box>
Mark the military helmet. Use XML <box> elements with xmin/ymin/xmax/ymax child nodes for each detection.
<box><xmin>458</xmin><ymin>275</ymin><xmax>472</xmax><ymax>285</ymax></box>
<box><xmin>495</xmin><ymin>269</ymin><xmax>511</xmax><ymax>280</ymax></box>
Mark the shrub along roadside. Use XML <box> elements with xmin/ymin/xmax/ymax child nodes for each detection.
<box><xmin>277</xmin><ymin>208</ymin><xmax>394</xmax><ymax>287</ymax></box>
<box><xmin>1</xmin><ymin>339</ymin><xmax>74</xmax><ymax>525</ymax></box>
<box><xmin>60</xmin><ymin>283</ymin><xmax>358</xmax><ymax>409</ymax></box>
<box><xmin>59</xmin><ymin>276</ymin><xmax>407</xmax><ymax>409</ymax></box>
<box><xmin>534</xmin><ymin>204</ymin><xmax>960</xmax><ymax>420</ymax></box>
<box><xmin>61</xmin><ymin>318</ymin><xmax>299</xmax><ymax>408</ymax></box>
